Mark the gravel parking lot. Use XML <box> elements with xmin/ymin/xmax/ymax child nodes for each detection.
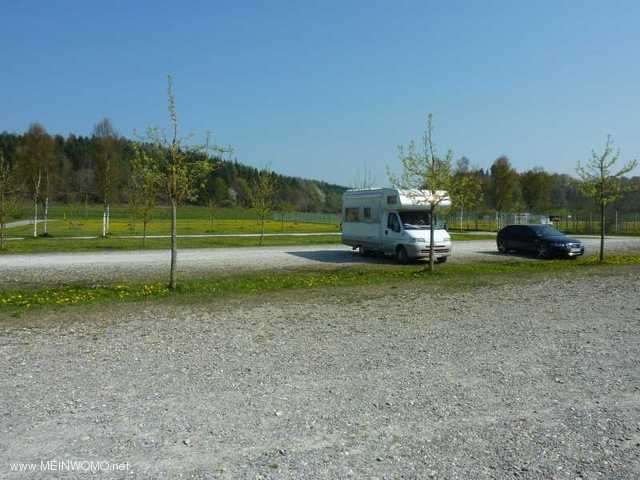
<box><xmin>1</xmin><ymin>268</ymin><xmax>639</xmax><ymax>479</ymax></box>
<box><xmin>1</xmin><ymin>236</ymin><xmax>640</xmax><ymax>287</ymax></box>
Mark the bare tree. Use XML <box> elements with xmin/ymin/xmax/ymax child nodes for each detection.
<box><xmin>351</xmin><ymin>162</ymin><xmax>376</xmax><ymax>189</ymax></box>
<box><xmin>0</xmin><ymin>153</ymin><xmax>20</xmax><ymax>249</ymax></box>
<box><xmin>577</xmin><ymin>135</ymin><xmax>638</xmax><ymax>263</ymax></box>
<box><xmin>93</xmin><ymin>118</ymin><xmax>120</xmax><ymax>237</ymax></box>
<box><xmin>388</xmin><ymin>113</ymin><xmax>453</xmax><ymax>271</ymax></box>
<box><xmin>142</xmin><ymin>75</ymin><xmax>217</xmax><ymax>289</ymax></box>
<box><xmin>201</xmin><ymin>132</ymin><xmax>228</xmax><ymax>231</ymax></box>
<box><xmin>251</xmin><ymin>166</ymin><xmax>277</xmax><ymax>246</ymax></box>
<box><xmin>17</xmin><ymin>123</ymin><xmax>55</xmax><ymax>237</ymax></box>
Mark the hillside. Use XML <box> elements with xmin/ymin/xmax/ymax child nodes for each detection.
<box><xmin>0</xmin><ymin>130</ymin><xmax>347</xmax><ymax>213</ymax></box>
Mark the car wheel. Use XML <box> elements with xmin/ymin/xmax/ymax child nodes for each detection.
<box><xmin>396</xmin><ymin>246</ymin><xmax>409</xmax><ymax>264</ymax></box>
<box><xmin>537</xmin><ymin>244</ymin><xmax>549</xmax><ymax>259</ymax></box>
<box><xmin>358</xmin><ymin>246</ymin><xmax>370</xmax><ymax>257</ymax></box>
<box><xmin>436</xmin><ymin>256</ymin><xmax>447</xmax><ymax>264</ymax></box>
<box><xmin>497</xmin><ymin>239</ymin><xmax>507</xmax><ymax>254</ymax></box>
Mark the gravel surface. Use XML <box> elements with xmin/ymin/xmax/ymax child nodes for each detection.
<box><xmin>1</xmin><ymin>236</ymin><xmax>640</xmax><ymax>287</ymax></box>
<box><xmin>1</xmin><ymin>269</ymin><xmax>639</xmax><ymax>478</ymax></box>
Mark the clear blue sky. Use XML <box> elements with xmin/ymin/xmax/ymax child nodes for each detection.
<box><xmin>2</xmin><ymin>0</ymin><xmax>639</xmax><ymax>185</ymax></box>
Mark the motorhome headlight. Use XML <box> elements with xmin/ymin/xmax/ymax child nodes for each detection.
<box><xmin>409</xmin><ymin>237</ymin><xmax>426</xmax><ymax>243</ymax></box>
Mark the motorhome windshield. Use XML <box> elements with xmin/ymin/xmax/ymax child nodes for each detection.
<box><xmin>399</xmin><ymin>211</ymin><xmax>446</xmax><ymax>229</ymax></box>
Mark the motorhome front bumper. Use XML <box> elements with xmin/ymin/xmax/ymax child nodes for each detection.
<box><xmin>406</xmin><ymin>244</ymin><xmax>451</xmax><ymax>258</ymax></box>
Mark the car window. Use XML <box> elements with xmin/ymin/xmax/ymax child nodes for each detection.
<box><xmin>531</xmin><ymin>225</ymin><xmax>563</xmax><ymax>236</ymax></box>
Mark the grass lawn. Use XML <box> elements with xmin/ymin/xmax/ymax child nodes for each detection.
<box><xmin>1</xmin><ymin>202</ymin><xmax>495</xmax><ymax>253</ymax></box>
<box><xmin>0</xmin><ymin>234</ymin><xmax>341</xmax><ymax>254</ymax></box>
<box><xmin>6</xmin><ymin>217</ymin><xmax>338</xmax><ymax>237</ymax></box>
<box><xmin>1</xmin><ymin>254</ymin><xmax>638</xmax><ymax>315</ymax></box>
<box><xmin>0</xmin><ymin>232</ymin><xmax>491</xmax><ymax>254</ymax></box>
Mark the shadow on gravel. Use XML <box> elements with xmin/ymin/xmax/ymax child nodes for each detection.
<box><xmin>286</xmin><ymin>250</ymin><xmax>397</xmax><ymax>265</ymax></box>
<box><xmin>477</xmin><ymin>250</ymin><xmax>541</xmax><ymax>259</ymax></box>
<box><xmin>477</xmin><ymin>250</ymin><xmax>580</xmax><ymax>261</ymax></box>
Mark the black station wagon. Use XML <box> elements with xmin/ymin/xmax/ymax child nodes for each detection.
<box><xmin>497</xmin><ymin>224</ymin><xmax>585</xmax><ymax>259</ymax></box>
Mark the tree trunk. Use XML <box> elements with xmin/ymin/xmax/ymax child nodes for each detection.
<box><xmin>102</xmin><ymin>210</ymin><xmax>106</xmax><ymax>238</ymax></box>
<box><xmin>599</xmin><ymin>200</ymin><xmax>605</xmax><ymax>263</ymax></box>
<box><xmin>459</xmin><ymin>205</ymin><xmax>464</xmax><ymax>232</ymax></box>
<box><xmin>106</xmin><ymin>204</ymin><xmax>110</xmax><ymax>235</ymax></box>
<box><xmin>0</xmin><ymin>189</ymin><xmax>4</xmax><ymax>249</ymax></box>
<box><xmin>429</xmin><ymin>206</ymin><xmax>435</xmax><ymax>272</ymax></box>
<box><xmin>43</xmin><ymin>197</ymin><xmax>49</xmax><ymax>235</ymax></box>
<box><xmin>0</xmin><ymin>206</ymin><xmax>5</xmax><ymax>250</ymax></box>
<box><xmin>260</xmin><ymin>218</ymin><xmax>265</xmax><ymax>246</ymax></box>
<box><xmin>169</xmin><ymin>198</ymin><xmax>178</xmax><ymax>290</ymax></box>
<box><xmin>33</xmin><ymin>199</ymin><xmax>38</xmax><ymax>238</ymax></box>
<box><xmin>143</xmin><ymin>218</ymin><xmax>148</xmax><ymax>248</ymax></box>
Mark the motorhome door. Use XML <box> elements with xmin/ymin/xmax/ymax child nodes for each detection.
<box><xmin>384</xmin><ymin>212</ymin><xmax>403</xmax><ymax>253</ymax></box>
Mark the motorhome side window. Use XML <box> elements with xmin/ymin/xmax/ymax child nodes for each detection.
<box><xmin>387</xmin><ymin>195</ymin><xmax>397</xmax><ymax>205</ymax></box>
<box><xmin>387</xmin><ymin>213</ymin><xmax>400</xmax><ymax>232</ymax></box>
<box><xmin>363</xmin><ymin>207</ymin><xmax>371</xmax><ymax>220</ymax></box>
<box><xmin>345</xmin><ymin>208</ymin><xmax>360</xmax><ymax>222</ymax></box>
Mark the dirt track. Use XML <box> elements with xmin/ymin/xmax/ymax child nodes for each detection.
<box><xmin>1</xmin><ymin>236</ymin><xmax>640</xmax><ymax>287</ymax></box>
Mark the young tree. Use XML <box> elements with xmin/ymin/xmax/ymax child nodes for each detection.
<box><xmin>251</xmin><ymin>167</ymin><xmax>277</xmax><ymax>245</ymax></box>
<box><xmin>233</xmin><ymin>176</ymin><xmax>252</xmax><ymax>207</ymax></box>
<box><xmin>204</xmin><ymin>176</ymin><xmax>229</xmax><ymax>230</ymax></box>
<box><xmin>93</xmin><ymin>118</ymin><xmax>120</xmax><ymax>237</ymax></box>
<box><xmin>41</xmin><ymin>139</ymin><xmax>60</xmax><ymax>236</ymax></box>
<box><xmin>577</xmin><ymin>136</ymin><xmax>638</xmax><ymax>263</ymax></box>
<box><xmin>143</xmin><ymin>75</ymin><xmax>215</xmax><ymax>289</ymax></box>
<box><xmin>388</xmin><ymin>113</ymin><xmax>453</xmax><ymax>271</ymax></box>
<box><xmin>200</xmin><ymin>135</ymin><xmax>228</xmax><ymax>230</ymax></box>
<box><xmin>17</xmin><ymin>123</ymin><xmax>55</xmax><ymax>237</ymax></box>
<box><xmin>0</xmin><ymin>153</ymin><xmax>20</xmax><ymax>249</ymax></box>
<box><xmin>129</xmin><ymin>143</ymin><xmax>162</xmax><ymax>246</ymax></box>
<box><xmin>451</xmin><ymin>157</ymin><xmax>483</xmax><ymax>231</ymax></box>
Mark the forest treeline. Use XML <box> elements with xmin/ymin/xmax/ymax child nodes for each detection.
<box><xmin>1</xmin><ymin>122</ymin><xmax>640</xmax><ymax>217</ymax></box>
<box><xmin>449</xmin><ymin>155</ymin><xmax>640</xmax><ymax>217</ymax></box>
<box><xmin>0</xmin><ymin>124</ymin><xmax>344</xmax><ymax>213</ymax></box>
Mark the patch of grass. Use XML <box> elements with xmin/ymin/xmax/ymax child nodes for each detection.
<box><xmin>0</xmin><ymin>234</ymin><xmax>341</xmax><ymax>254</ymax></box>
<box><xmin>449</xmin><ymin>233</ymin><xmax>496</xmax><ymax>241</ymax></box>
<box><xmin>2</xmin><ymin>254</ymin><xmax>639</xmax><ymax>315</ymax></box>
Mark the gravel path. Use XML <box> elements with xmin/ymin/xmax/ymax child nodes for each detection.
<box><xmin>1</xmin><ymin>236</ymin><xmax>640</xmax><ymax>287</ymax></box>
<box><xmin>3</xmin><ymin>220</ymin><xmax>47</xmax><ymax>229</ymax></box>
<box><xmin>1</xmin><ymin>269</ymin><xmax>639</xmax><ymax>478</ymax></box>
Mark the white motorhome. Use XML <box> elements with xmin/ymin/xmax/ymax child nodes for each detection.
<box><xmin>341</xmin><ymin>188</ymin><xmax>452</xmax><ymax>263</ymax></box>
